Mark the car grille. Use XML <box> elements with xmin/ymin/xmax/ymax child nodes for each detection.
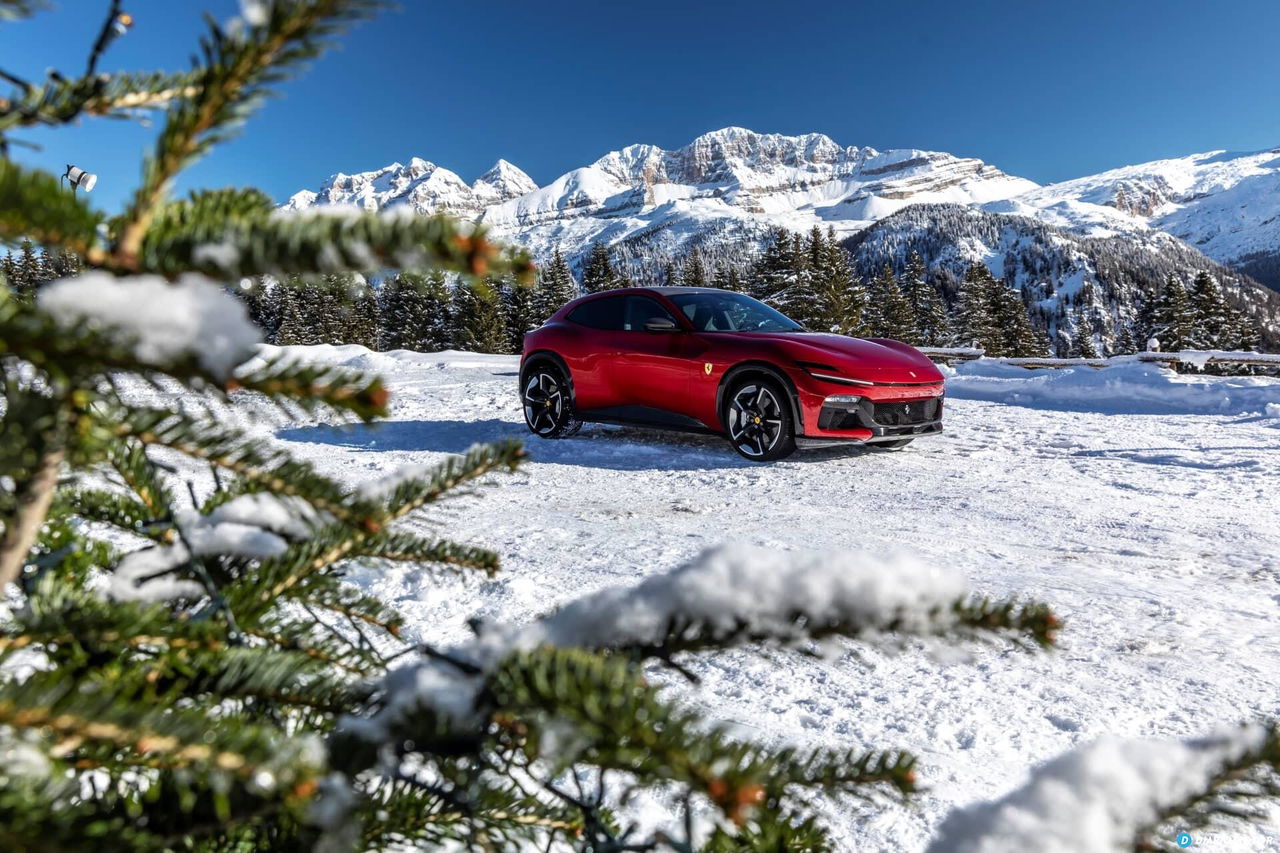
<box><xmin>870</xmin><ymin>398</ymin><xmax>940</xmax><ymax>426</ymax></box>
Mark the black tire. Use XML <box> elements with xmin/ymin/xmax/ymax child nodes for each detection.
<box><xmin>874</xmin><ymin>438</ymin><xmax>914</xmax><ymax>451</ymax></box>
<box><xmin>521</xmin><ymin>362</ymin><xmax>577</xmax><ymax>439</ymax></box>
<box><xmin>722</xmin><ymin>375</ymin><xmax>796</xmax><ymax>462</ymax></box>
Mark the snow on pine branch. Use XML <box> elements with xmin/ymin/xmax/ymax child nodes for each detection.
<box><xmin>37</xmin><ymin>272</ymin><xmax>261</xmax><ymax>381</ymax></box>
<box><xmin>927</xmin><ymin>724</ymin><xmax>1278</xmax><ymax>853</ymax></box>
<box><xmin>205</xmin><ymin>493</ymin><xmax>328</xmax><ymax>541</ymax></box>
<box><xmin>108</xmin><ymin>501</ymin><xmax>320</xmax><ymax>602</ymax></box>
<box><xmin>356</xmin><ymin>545</ymin><xmax>1050</xmax><ymax>738</ymax></box>
<box><xmin>508</xmin><ymin>543</ymin><xmax>972</xmax><ymax>652</ymax></box>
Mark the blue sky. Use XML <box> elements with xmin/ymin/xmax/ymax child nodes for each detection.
<box><xmin>3</xmin><ymin>0</ymin><xmax>1279</xmax><ymax>214</ymax></box>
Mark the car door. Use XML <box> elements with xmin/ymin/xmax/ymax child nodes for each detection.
<box><xmin>611</xmin><ymin>294</ymin><xmax>693</xmax><ymax>415</ymax></box>
<box><xmin>561</xmin><ymin>294</ymin><xmax>628</xmax><ymax>410</ymax></box>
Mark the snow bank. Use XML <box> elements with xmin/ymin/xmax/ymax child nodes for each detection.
<box><xmin>928</xmin><ymin>724</ymin><xmax>1271</xmax><ymax>853</ymax></box>
<box><xmin>38</xmin><ymin>272</ymin><xmax>261</xmax><ymax>381</ymax></box>
<box><xmin>945</xmin><ymin>360</ymin><xmax>1280</xmax><ymax>416</ymax></box>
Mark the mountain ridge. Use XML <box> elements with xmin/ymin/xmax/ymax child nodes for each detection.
<box><xmin>280</xmin><ymin>127</ymin><xmax>1280</xmax><ymax>293</ymax></box>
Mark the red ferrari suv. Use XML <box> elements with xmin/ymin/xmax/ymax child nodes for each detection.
<box><xmin>519</xmin><ymin>287</ymin><xmax>945</xmax><ymax>461</ymax></box>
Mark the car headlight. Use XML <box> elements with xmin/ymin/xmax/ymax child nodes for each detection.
<box><xmin>798</xmin><ymin>363</ymin><xmax>873</xmax><ymax>387</ymax></box>
<box><xmin>824</xmin><ymin>394</ymin><xmax>863</xmax><ymax>406</ymax></box>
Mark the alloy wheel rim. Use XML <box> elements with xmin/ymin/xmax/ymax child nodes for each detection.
<box><xmin>523</xmin><ymin>371</ymin><xmax>565</xmax><ymax>435</ymax></box>
<box><xmin>728</xmin><ymin>384</ymin><xmax>784</xmax><ymax>457</ymax></box>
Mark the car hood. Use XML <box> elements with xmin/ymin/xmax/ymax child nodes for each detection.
<box><xmin>744</xmin><ymin>332</ymin><xmax>945</xmax><ymax>384</ymax></box>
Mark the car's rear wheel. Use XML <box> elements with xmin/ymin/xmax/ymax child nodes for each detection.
<box><xmin>521</xmin><ymin>363</ymin><xmax>577</xmax><ymax>438</ymax></box>
<box><xmin>723</xmin><ymin>376</ymin><xmax>796</xmax><ymax>462</ymax></box>
<box><xmin>875</xmin><ymin>438</ymin><xmax>915</xmax><ymax>451</ymax></box>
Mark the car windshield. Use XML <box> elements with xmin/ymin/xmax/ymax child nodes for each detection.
<box><xmin>668</xmin><ymin>291</ymin><xmax>804</xmax><ymax>333</ymax></box>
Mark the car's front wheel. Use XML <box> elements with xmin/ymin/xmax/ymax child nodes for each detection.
<box><xmin>723</xmin><ymin>376</ymin><xmax>796</xmax><ymax>462</ymax></box>
<box><xmin>521</xmin><ymin>363</ymin><xmax>578</xmax><ymax>438</ymax></box>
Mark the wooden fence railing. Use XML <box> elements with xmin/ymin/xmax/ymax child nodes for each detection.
<box><xmin>917</xmin><ymin>348</ymin><xmax>1280</xmax><ymax>370</ymax></box>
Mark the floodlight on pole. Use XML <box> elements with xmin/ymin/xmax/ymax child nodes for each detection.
<box><xmin>64</xmin><ymin>165</ymin><xmax>97</xmax><ymax>194</ymax></box>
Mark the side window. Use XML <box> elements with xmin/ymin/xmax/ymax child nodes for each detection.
<box><xmin>568</xmin><ymin>296</ymin><xmax>626</xmax><ymax>330</ymax></box>
<box><xmin>622</xmin><ymin>296</ymin><xmax>677</xmax><ymax>331</ymax></box>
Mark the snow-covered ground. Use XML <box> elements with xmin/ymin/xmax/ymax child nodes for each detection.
<box><xmin>261</xmin><ymin>346</ymin><xmax>1280</xmax><ymax>850</ymax></box>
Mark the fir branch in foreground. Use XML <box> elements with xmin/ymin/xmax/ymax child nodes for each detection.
<box><xmin>0</xmin><ymin>676</ymin><xmax>326</xmax><ymax>786</ymax></box>
<box><xmin>114</xmin><ymin>0</ymin><xmax>386</xmax><ymax>264</ymax></box>
<box><xmin>138</xmin><ymin>205</ymin><xmax>536</xmax><ymax>282</ymax></box>
<box><xmin>0</xmin><ymin>1</ymin><xmax>46</xmax><ymax>21</ymax></box>
<box><xmin>356</xmin><ymin>775</ymin><xmax>583</xmax><ymax>851</ymax></box>
<box><xmin>490</xmin><ymin>648</ymin><xmax>918</xmax><ymax>818</ymax></box>
<box><xmin>0</xmin><ymin>70</ymin><xmax>202</xmax><ymax>133</ymax></box>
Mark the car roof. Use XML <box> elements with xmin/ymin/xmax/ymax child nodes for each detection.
<box><xmin>584</xmin><ymin>286</ymin><xmax>725</xmax><ymax>297</ymax></box>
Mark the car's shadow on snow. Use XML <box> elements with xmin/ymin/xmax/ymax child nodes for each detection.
<box><xmin>277</xmin><ymin>419</ymin><xmax>872</xmax><ymax>471</ymax></box>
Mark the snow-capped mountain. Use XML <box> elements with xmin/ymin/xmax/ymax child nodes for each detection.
<box><xmin>994</xmin><ymin>147</ymin><xmax>1280</xmax><ymax>289</ymax></box>
<box><xmin>283</xmin><ymin>127</ymin><xmax>1037</xmax><ymax>262</ymax></box>
<box><xmin>283</xmin><ymin>156</ymin><xmax>538</xmax><ymax>217</ymax></box>
<box><xmin>470</xmin><ymin>159</ymin><xmax>539</xmax><ymax>208</ymax></box>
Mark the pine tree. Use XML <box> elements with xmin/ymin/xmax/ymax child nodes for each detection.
<box><xmin>347</xmin><ymin>274</ymin><xmax>379</xmax><ymax>349</ymax></box>
<box><xmin>233</xmin><ymin>276</ymin><xmax>279</xmax><ymax>339</ymax></box>
<box><xmin>713</xmin><ymin>261</ymin><xmax>744</xmax><ymax>292</ymax></box>
<box><xmin>994</xmin><ymin>283</ymin><xmax>1045</xmax><ymax>357</ymax></box>
<box><xmin>750</xmin><ymin>228</ymin><xmax>803</xmax><ymax>304</ymax></box>
<box><xmin>0</xmin><ymin>250</ymin><xmax>17</xmax><ymax>293</ymax></box>
<box><xmin>1071</xmin><ymin>309</ymin><xmax>1099</xmax><ymax>358</ymax></box>
<box><xmin>380</xmin><ymin>270</ymin><xmax>451</xmax><ymax>352</ymax></box>
<box><xmin>1189</xmin><ymin>271</ymin><xmax>1232</xmax><ymax>350</ymax></box>
<box><xmin>866</xmin><ymin>264</ymin><xmax>913</xmax><ymax>340</ymax></box>
<box><xmin>1114</xmin><ymin>323</ymin><xmax>1138</xmax><ymax>355</ymax></box>
<box><xmin>808</xmin><ymin>229</ymin><xmax>865</xmax><ymax>335</ymax></box>
<box><xmin>581</xmin><ymin>241</ymin><xmax>622</xmax><ymax>293</ymax></box>
<box><xmin>14</xmin><ymin>239</ymin><xmax>41</xmax><ymax>299</ymax></box>
<box><xmin>500</xmin><ymin>278</ymin><xmax>539</xmax><ymax>351</ymax></box>
<box><xmin>273</xmin><ymin>276</ymin><xmax>313</xmax><ymax>345</ymax></box>
<box><xmin>1151</xmin><ymin>273</ymin><xmax>1195</xmax><ymax>351</ymax></box>
<box><xmin>535</xmin><ymin>247</ymin><xmax>577</xmax><ymax>322</ymax></box>
<box><xmin>451</xmin><ymin>279</ymin><xmax>508</xmax><ymax>353</ymax></box>
<box><xmin>902</xmin><ymin>250</ymin><xmax>949</xmax><ymax>346</ymax></box>
<box><xmin>680</xmin><ymin>249</ymin><xmax>709</xmax><ymax>288</ymax></box>
<box><xmin>952</xmin><ymin>263</ymin><xmax>1000</xmax><ymax>351</ymax></box>
<box><xmin>771</xmin><ymin>229</ymin><xmax>821</xmax><ymax>329</ymax></box>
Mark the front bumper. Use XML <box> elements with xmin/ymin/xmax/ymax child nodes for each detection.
<box><xmin>817</xmin><ymin>396</ymin><xmax>943</xmax><ymax>438</ymax></box>
<box><xmin>789</xmin><ymin>372</ymin><xmax>945</xmax><ymax>442</ymax></box>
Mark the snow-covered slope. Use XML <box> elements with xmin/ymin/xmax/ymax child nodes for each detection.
<box><xmin>996</xmin><ymin>148</ymin><xmax>1280</xmax><ymax>288</ymax></box>
<box><xmin>283</xmin><ymin>127</ymin><xmax>1038</xmax><ymax>262</ymax></box>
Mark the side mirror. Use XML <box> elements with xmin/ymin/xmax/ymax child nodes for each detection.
<box><xmin>644</xmin><ymin>317</ymin><xmax>679</xmax><ymax>333</ymax></box>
